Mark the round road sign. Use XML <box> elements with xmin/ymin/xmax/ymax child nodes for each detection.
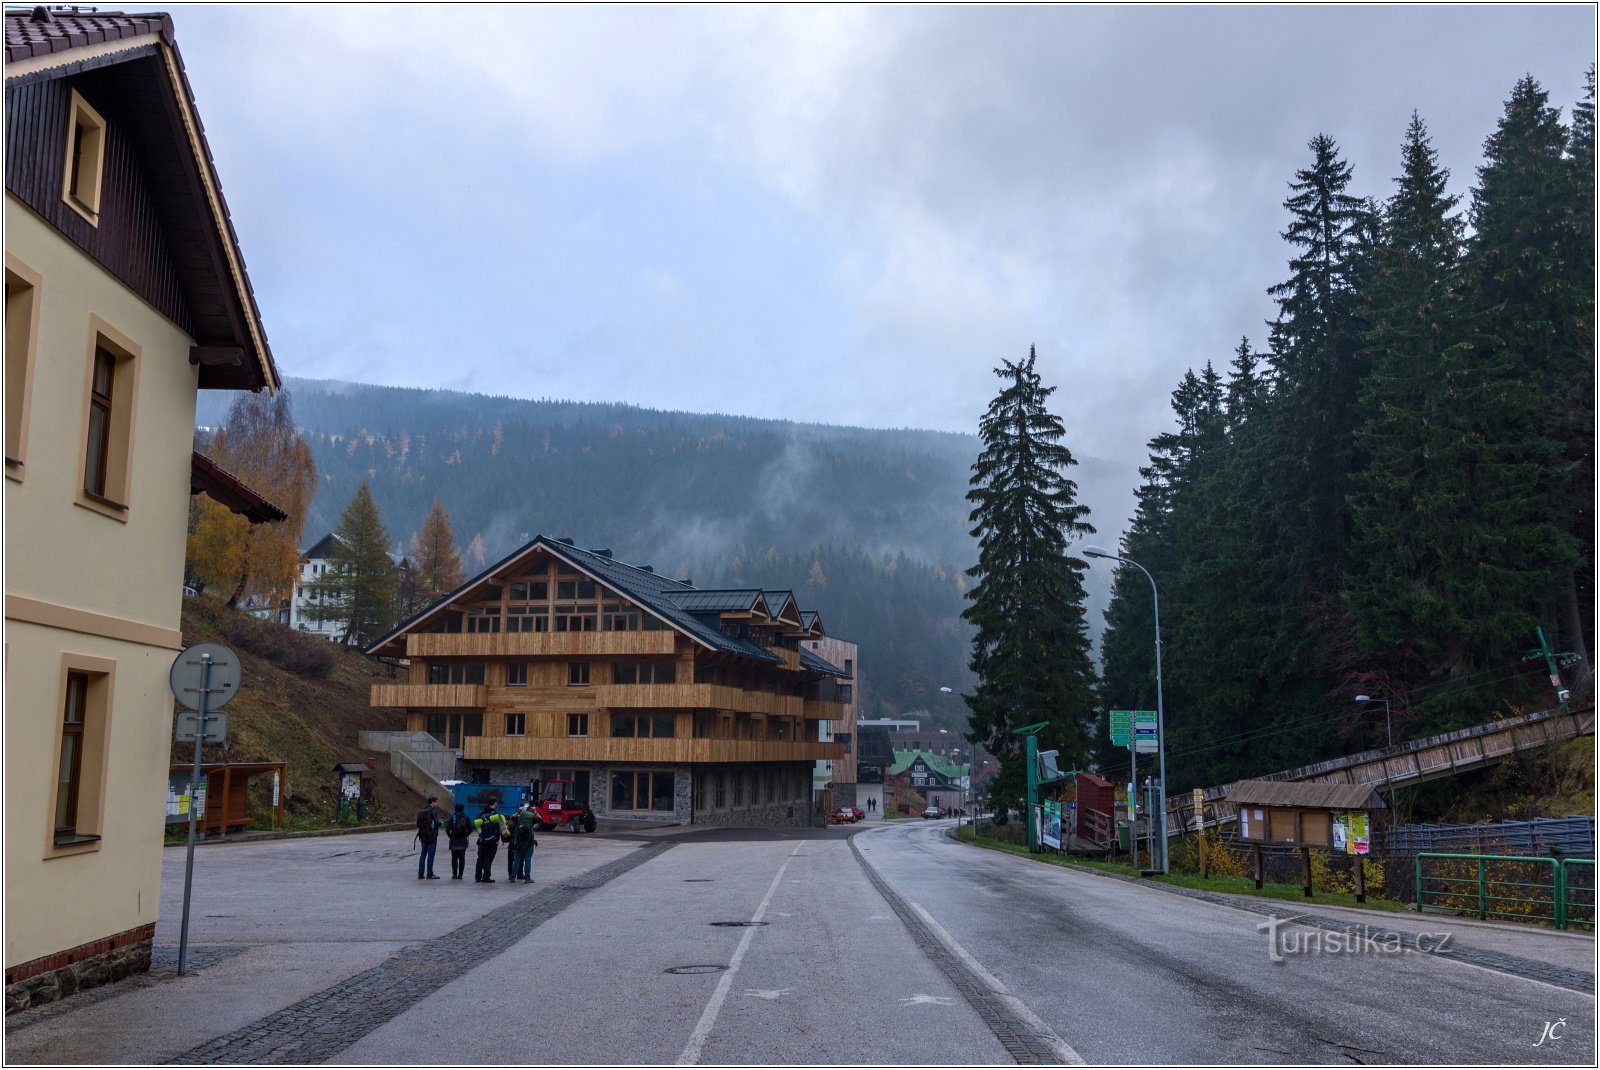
<box><xmin>169</xmin><ymin>642</ymin><xmax>241</xmax><ymax>711</ymax></box>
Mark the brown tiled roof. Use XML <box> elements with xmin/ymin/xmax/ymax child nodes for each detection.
<box><xmin>4</xmin><ymin>8</ymin><xmax>174</xmax><ymax>65</ymax></box>
<box><xmin>191</xmin><ymin>451</ymin><xmax>287</xmax><ymax>524</ymax></box>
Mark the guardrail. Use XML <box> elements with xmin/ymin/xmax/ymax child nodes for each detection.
<box><xmin>1564</xmin><ymin>858</ymin><xmax>1595</xmax><ymax>932</ymax></box>
<box><xmin>1415</xmin><ymin>852</ymin><xmax>1598</xmax><ymax>930</ymax></box>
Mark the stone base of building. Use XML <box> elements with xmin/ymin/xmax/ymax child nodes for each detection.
<box><xmin>829</xmin><ymin>783</ymin><xmax>860</xmax><ymax>807</ymax></box>
<box><xmin>5</xmin><ymin>923</ymin><xmax>155</xmax><ymax>1014</ymax></box>
<box><xmin>691</xmin><ymin>800</ymin><xmax>811</xmax><ymax>828</ymax></box>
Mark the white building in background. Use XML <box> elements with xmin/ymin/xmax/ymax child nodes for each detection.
<box><xmin>288</xmin><ymin>532</ymin><xmax>344</xmax><ymax>639</ymax></box>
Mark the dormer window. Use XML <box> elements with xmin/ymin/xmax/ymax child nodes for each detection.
<box><xmin>62</xmin><ymin>90</ymin><xmax>106</xmax><ymax>226</ymax></box>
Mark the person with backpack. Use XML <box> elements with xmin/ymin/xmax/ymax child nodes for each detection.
<box><xmin>473</xmin><ymin>802</ymin><xmax>507</xmax><ymax>883</ymax></box>
<box><xmin>509</xmin><ymin>801</ymin><xmax>541</xmax><ymax>883</ymax></box>
<box><xmin>415</xmin><ymin>796</ymin><xmax>443</xmax><ymax>880</ymax></box>
<box><xmin>444</xmin><ymin>802</ymin><xmax>473</xmax><ymax>879</ymax></box>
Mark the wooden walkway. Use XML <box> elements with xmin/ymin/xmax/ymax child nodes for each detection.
<box><xmin>1169</xmin><ymin>702</ymin><xmax>1596</xmax><ymax>836</ymax></box>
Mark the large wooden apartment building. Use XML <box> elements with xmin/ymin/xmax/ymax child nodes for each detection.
<box><xmin>366</xmin><ymin>537</ymin><xmax>850</xmax><ymax>828</ymax></box>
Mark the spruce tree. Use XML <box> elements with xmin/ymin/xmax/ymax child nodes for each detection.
<box><xmin>305</xmin><ymin>481</ymin><xmax>399</xmax><ymax>647</ymax></box>
<box><xmin>1345</xmin><ymin>113</ymin><xmax>1471</xmax><ymax>722</ymax></box>
<box><xmin>963</xmin><ymin>347</ymin><xmax>1097</xmax><ymax>818</ymax></box>
<box><xmin>1458</xmin><ymin>76</ymin><xmax>1585</xmax><ymax>681</ymax></box>
<box><xmin>1266</xmin><ymin>134</ymin><xmax>1376</xmax><ymax>572</ymax></box>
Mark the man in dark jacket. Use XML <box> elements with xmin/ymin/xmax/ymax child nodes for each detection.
<box><xmin>444</xmin><ymin>802</ymin><xmax>473</xmax><ymax>879</ymax></box>
<box><xmin>473</xmin><ymin>804</ymin><xmax>506</xmax><ymax>883</ymax></box>
<box><xmin>415</xmin><ymin>796</ymin><xmax>443</xmax><ymax>880</ymax></box>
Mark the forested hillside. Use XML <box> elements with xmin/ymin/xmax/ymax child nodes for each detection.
<box><xmin>198</xmin><ymin>381</ymin><xmax>1133</xmax><ymax>725</ymax></box>
<box><xmin>1097</xmin><ymin>73</ymin><xmax>1595</xmax><ymax>791</ymax></box>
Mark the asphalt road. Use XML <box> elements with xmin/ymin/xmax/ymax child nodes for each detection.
<box><xmin>4</xmin><ymin>818</ymin><xmax>1594</xmax><ymax>1065</ymax></box>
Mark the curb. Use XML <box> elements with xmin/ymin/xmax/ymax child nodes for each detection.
<box><xmin>948</xmin><ymin>826</ymin><xmax>1596</xmax><ymax>994</ymax></box>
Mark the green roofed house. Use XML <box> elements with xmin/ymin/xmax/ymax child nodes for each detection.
<box><xmin>365</xmin><ymin>536</ymin><xmax>852</xmax><ymax>828</ymax></box>
<box><xmin>889</xmin><ymin>751</ymin><xmax>969</xmax><ymax>813</ymax></box>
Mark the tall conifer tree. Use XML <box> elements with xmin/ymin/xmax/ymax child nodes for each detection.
<box><xmin>1457</xmin><ymin>76</ymin><xmax>1584</xmax><ymax>677</ymax></box>
<box><xmin>414</xmin><ymin>500</ymin><xmax>466</xmax><ymax>600</ymax></box>
<box><xmin>1346</xmin><ymin>114</ymin><xmax>1471</xmax><ymax>720</ymax></box>
<box><xmin>963</xmin><ymin>348</ymin><xmax>1096</xmax><ymax>816</ymax></box>
<box><xmin>305</xmin><ymin>481</ymin><xmax>398</xmax><ymax>647</ymax></box>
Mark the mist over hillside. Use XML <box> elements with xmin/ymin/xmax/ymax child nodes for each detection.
<box><xmin>198</xmin><ymin>378</ymin><xmax>1136</xmax><ymax>721</ymax></box>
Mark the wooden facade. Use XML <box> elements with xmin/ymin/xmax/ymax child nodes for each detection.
<box><xmin>365</xmin><ymin>538</ymin><xmax>851</xmax><ymax>827</ymax></box>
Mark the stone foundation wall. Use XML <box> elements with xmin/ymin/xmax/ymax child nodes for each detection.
<box><xmin>5</xmin><ymin>923</ymin><xmax>154</xmax><ymax>1014</ymax></box>
<box><xmin>692</xmin><ymin>799</ymin><xmax>810</xmax><ymax>829</ymax></box>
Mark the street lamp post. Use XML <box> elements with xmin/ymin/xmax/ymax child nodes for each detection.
<box><xmin>940</xmin><ymin>686</ymin><xmax>977</xmax><ymax>840</ymax></box>
<box><xmin>1083</xmin><ymin>544</ymin><xmax>1168</xmax><ymax>874</ymax></box>
<box><xmin>1354</xmin><ymin>694</ymin><xmax>1392</xmax><ymax>748</ymax></box>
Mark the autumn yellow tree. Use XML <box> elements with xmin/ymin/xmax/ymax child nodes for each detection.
<box><xmin>408</xmin><ymin>500</ymin><xmax>465</xmax><ymax>609</ymax></box>
<box><xmin>186</xmin><ymin>390</ymin><xmax>318</xmax><ymax>608</ymax></box>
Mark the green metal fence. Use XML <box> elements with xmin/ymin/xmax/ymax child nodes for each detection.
<box><xmin>1414</xmin><ymin>852</ymin><xmax>1596</xmax><ymax>930</ymax></box>
<box><xmin>1562</xmin><ymin>858</ymin><xmax>1594</xmax><ymax>932</ymax></box>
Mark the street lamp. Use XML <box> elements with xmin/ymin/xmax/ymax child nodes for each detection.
<box><xmin>1083</xmin><ymin>544</ymin><xmax>1168</xmax><ymax>874</ymax></box>
<box><xmin>939</xmin><ymin>685</ymin><xmax>977</xmax><ymax>838</ymax></box>
<box><xmin>1354</xmin><ymin>694</ymin><xmax>1393</xmax><ymax>748</ymax></box>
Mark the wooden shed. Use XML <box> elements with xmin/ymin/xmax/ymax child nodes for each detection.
<box><xmin>1226</xmin><ymin>779</ymin><xmax>1388</xmax><ymax>900</ymax></box>
<box><xmin>169</xmin><ymin>762</ymin><xmax>287</xmax><ymax>835</ymax></box>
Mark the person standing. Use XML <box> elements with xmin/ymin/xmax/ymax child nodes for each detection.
<box><xmin>509</xmin><ymin>802</ymin><xmax>541</xmax><ymax>883</ymax></box>
<box><xmin>445</xmin><ymin>802</ymin><xmax>473</xmax><ymax>879</ymax></box>
<box><xmin>473</xmin><ymin>803</ymin><xmax>506</xmax><ymax>883</ymax></box>
<box><xmin>415</xmin><ymin>796</ymin><xmax>443</xmax><ymax>880</ymax></box>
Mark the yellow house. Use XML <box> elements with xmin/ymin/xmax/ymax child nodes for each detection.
<box><xmin>4</xmin><ymin>10</ymin><xmax>279</xmax><ymax>1009</ymax></box>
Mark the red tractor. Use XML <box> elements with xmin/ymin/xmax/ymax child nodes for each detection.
<box><xmin>530</xmin><ymin>778</ymin><xmax>598</xmax><ymax>833</ymax></box>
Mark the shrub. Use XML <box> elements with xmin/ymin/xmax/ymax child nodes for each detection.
<box><xmin>225</xmin><ymin>614</ymin><xmax>339</xmax><ymax>678</ymax></box>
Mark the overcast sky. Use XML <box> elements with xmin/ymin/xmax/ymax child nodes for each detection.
<box><xmin>172</xmin><ymin>4</ymin><xmax>1595</xmax><ymax>474</ymax></box>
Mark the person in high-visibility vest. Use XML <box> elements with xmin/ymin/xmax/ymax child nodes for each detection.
<box><xmin>472</xmin><ymin>805</ymin><xmax>507</xmax><ymax>883</ymax></box>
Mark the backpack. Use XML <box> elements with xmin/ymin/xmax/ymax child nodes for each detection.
<box><xmin>513</xmin><ymin>819</ymin><xmax>534</xmax><ymax>848</ymax></box>
<box><xmin>416</xmin><ymin>808</ymin><xmax>438</xmax><ymax>840</ymax></box>
<box><xmin>477</xmin><ymin>814</ymin><xmax>500</xmax><ymax>845</ymax></box>
<box><xmin>447</xmin><ymin>813</ymin><xmax>472</xmax><ymax>840</ymax></box>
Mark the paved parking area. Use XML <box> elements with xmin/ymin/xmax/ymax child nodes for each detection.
<box><xmin>4</xmin><ymin>829</ymin><xmax>647</xmax><ymax>1064</ymax></box>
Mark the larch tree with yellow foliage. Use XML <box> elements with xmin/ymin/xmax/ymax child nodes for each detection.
<box><xmin>186</xmin><ymin>390</ymin><xmax>318</xmax><ymax>609</ymax></box>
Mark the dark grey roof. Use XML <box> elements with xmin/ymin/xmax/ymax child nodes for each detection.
<box><xmin>1227</xmin><ymin>779</ymin><xmax>1388</xmax><ymax>811</ymax></box>
<box><xmin>665</xmin><ymin>589</ymin><xmax>763</xmax><ymax>613</ymax></box>
<box><xmin>800</xmin><ymin>648</ymin><xmax>850</xmax><ymax>678</ymax></box>
<box><xmin>760</xmin><ymin>590</ymin><xmax>800</xmax><ymax>620</ymax></box>
<box><xmin>800</xmin><ymin>610</ymin><xmax>821</xmax><ymax>632</ymax></box>
<box><xmin>857</xmin><ymin>727</ymin><xmax>895</xmax><ymax>765</ymax></box>
<box><xmin>367</xmin><ymin>536</ymin><xmax>800</xmax><ymax>665</ymax></box>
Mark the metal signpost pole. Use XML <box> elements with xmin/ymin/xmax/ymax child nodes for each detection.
<box><xmin>1085</xmin><ymin>546</ymin><xmax>1168</xmax><ymax>875</ymax></box>
<box><xmin>177</xmin><ymin>653</ymin><xmax>210</xmax><ymax>977</ymax></box>
<box><xmin>1130</xmin><ymin>745</ymin><xmax>1138</xmax><ymax>871</ymax></box>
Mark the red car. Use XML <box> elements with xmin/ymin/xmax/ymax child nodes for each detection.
<box><xmin>845</xmin><ymin>805</ymin><xmax>865</xmax><ymax>822</ymax></box>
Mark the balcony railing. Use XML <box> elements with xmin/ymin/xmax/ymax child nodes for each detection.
<box><xmin>370</xmin><ymin>683</ymin><xmax>486</xmax><ymax>708</ymax></box>
<box><xmin>404</xmin><ymin>631</ymin><xmax>678</xmax><ymax>658</ymax></box>
<box><xmin>593</xmin><ymin>683</ymin><xmax>809</xmax><ymax>718</ymax></box>
<box><xmin>464</xmin><ymin>736</ymin><xmax>845</xmax><ymax>764</ymax></box>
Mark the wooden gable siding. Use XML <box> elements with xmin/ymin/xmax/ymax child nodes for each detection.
<box><xmin>5</xmin><ymin>69</ymin><xmax>194</xmax><ymax>336</ymax></box>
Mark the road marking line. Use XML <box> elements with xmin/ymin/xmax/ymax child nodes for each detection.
<box><xmin>675</xmin><ymin>843</ymin><xmax>801</xmax><ymax>1066</ymax></box>
<box><xmin>895</xmin><ymin>892</ymin><xmax>1087</xmax><ymax>1065</ymax></box>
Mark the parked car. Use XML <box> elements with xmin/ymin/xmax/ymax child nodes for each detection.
<box><xmin>922</xmin><ymin>806</ymin><xmax>945</xmax><ymax>819</ymax></box>
<box><xmin>830</xmin><ymin>806</ymin><xmax>857</xmax><ymax>824</ymax></box>
<box><xmin>845</xmin><ymin>805</ymin><xmax>865</xmax><ymax>821</ymax></box>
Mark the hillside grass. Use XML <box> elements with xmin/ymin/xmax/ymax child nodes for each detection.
<box><xmin>170</xmin><ymin>596</ymin><xmax>423</xmax><ymax>833</ymax></box>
